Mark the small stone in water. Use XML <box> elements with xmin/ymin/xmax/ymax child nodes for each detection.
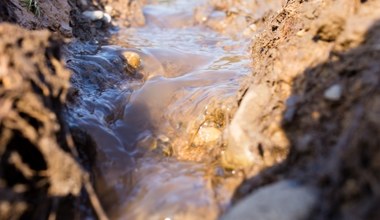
<box><xmin>158</xmin><ymin>142</ymin><xmax>173</xmax><ymax>157</ymax></box>
<box><xmin>157</xmin><ymin>134</ymin><xmax>170</xmax><ymax>143</ymax></box>
<box><xmin>122</xmin><ymin>51</ymin><xmax>141</xmax><ymax>70</ymax></box>
<box><xmin>136</xmin><ymin>135</ymin><xmax>157</xmax><ymax>151</ymax></box>
<box><xmin>82</xmin><ymin>10</ymin><xmax>104</xmax><ymax>21</ymax></box>
<box><xmin>324</xmin><ymin>84</ymin><xmax>342</xmax><ymax>101</ymax></box>
<box><xmin>197</xmin><ymin>127</ymin><xmax>221</xmax><ymax>144</ymax></box>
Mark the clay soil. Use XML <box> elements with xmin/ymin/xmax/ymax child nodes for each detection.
<box><xmin>227</xmin><ymin>0</ymin><xmax>380</xmax><ymax>220</ymax></box>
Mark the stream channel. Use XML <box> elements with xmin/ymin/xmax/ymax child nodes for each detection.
<box><xmin>65</xmin><ymin>0</ymin><xmax>251</xmax><ymax>219</ymax></box>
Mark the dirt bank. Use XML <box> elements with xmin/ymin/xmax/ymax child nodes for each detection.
<box><xmin>225</xmin><ymin>0</ymin><xmax>380</xmax><ymax>219</ymax></box>
<box><xmin>0</xmin><ymin>0</ymin><xmax>145</xmax><ymax>39</ymax></box>
<box><xmin>5</xmin><ymin>0</ymin><xmax>72</xmax><ymax>36</ymax></box>
<box><xmin>0</xmin><ymin>0</ymin><xmax>145</xmax><ymax>219</ymax></box>
<box><xmin>0</xmin><ymin>23</ymin><xmax>90</xmax><ymax>219</ymax></box>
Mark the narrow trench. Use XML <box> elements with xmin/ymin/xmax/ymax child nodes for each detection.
<box><xmin>66</xmin><ymin>0</ymin><xmax>252</xmax><ymax>219</ymax></box>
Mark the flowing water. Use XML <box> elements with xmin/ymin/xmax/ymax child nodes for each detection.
<box><xmin>65</xmin><ymin>0</ymin><xmax>251</xmax><ymax>219</ymax></box>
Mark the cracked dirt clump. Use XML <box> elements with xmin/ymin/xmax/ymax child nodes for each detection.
<box><xmin>0</xmin><ymin>23</ymin><xmax>86</xmax><ymax>219</ymax></box>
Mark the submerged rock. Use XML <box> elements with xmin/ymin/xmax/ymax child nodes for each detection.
<box><xmin>122</xmin><ymin>51</ymin><xmax>142</xmax><ymax>70</ymax></box>
<box><xmin>193</xmin><ymin>126</ymin><xmax>222</xmax><ymax>146</ymax></box>
<box><xmin>222</xmin><ymin>180</ymin><xmax>318</xmax><ymax>220</ymax></box>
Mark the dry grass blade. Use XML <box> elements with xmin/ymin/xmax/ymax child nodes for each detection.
<box><xmin>20</xmin><ymin>0</ymin><xmax>41</xmax><ymax>17</ymax></box>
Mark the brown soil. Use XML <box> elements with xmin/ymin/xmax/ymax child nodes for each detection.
<box><xmin>0</xmin><ymin>23</ymin><xmax>87</xmax><ymax>219</ymax></box>
<box><xmin>195</xmin><ymin>0</ymin><xmax>283</xmax><ymax>37</ymax></box>
<box><xmin>0</xmin><ymin>0</ymin><xmax>145</xmax><ymax>40</ymax></box>
<box><xmin>229</xmin><ymin>0</ymin><xmax>380</xmax><ymax>219</ymax></box>
<box><xmin>69</xmin><ymin>0</ymin><xmax>145</xmax><ymax>40</ymax></box>
<box><xmin>2</xmin><ymin>0</ymin><xmax>72</xmax><ymax>36</ymax></box>
<box><xmin>0</xmin><ymin>0</ymin><xmax>146</xmax><ymax>219</ymax></box>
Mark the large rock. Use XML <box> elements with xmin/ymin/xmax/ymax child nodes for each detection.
<box><xmin>222</xmin><ymin>180</ymin><xmax>318</xmax><ymax>220</ymax></box>
<box><xmin>222</xmin><ymin>83</ymin><xmax>274</xmax><ymax>168</ymax></box>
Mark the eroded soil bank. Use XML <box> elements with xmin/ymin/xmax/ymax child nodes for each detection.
<box><xmin>0</xmin><ymin>0</ymin><xmax>380</xmax><ymax>220</ymax></box>
<box><xmin>0</xmin><ymin>0</ymin><xmax>145</xmax><ymax>219</ymax></box>
<box><xmin>224</xmin><ymin>1</ymin><xmax>380</xmax><ymax>220</ymax></box>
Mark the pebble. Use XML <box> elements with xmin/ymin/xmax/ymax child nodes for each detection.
<box><xmin>221</xmin><ymin>180</ymin><xmax>318</xmax><ymax>220</ymax></box>
<box><xmin>196</xmin><ymin>126</ymin><xmax>221</xmax><ymax>144</ymax></box>
<box><xmin>105</xmin><ymin>5</ymin><xmax>113</xmax><ymax>14</ymax></box>
<box><xmin>249</xmin><ymin>24</ymin><xmax>257</xmax><ymax>32</ymax></box>
<box><xmin>158</xmin><ymin>143</ymin><xmax>172</xmax><ymax>156</ymax></box>
<box><xmin>136</xmin><ymin>133</ymin><xmax>157</xmax><ymax>151</ymax></box>
<box><xmin>157</xmin><ymin>134</ymin><xmax>170</xmax><ymax>143</ymax></box>
<box><xmin>82</xmin><ymin>10</ymin><xmax>104</xmax><ymax>21</ymax></box>
<box><xmin>324</xmin><ymin>84</ymin><xmax>342</xmax><ymax>101</ymax></box>
<box><xmin>79</xmin><ymin>0</ymin><xmax>88</xmax><ymax>7</ymax></box>
<box><xmin>284</xmin><ymin>95</ymin><xmax>300</xmax><ymax>122</ymax></box>
<box><xmin>296</xmin><ymin>29</ymin><xmax>306</xmax><ymax>37</ymax></box>
<box><xmin>82</xmin><ymin>10</ymin><xmax>112</xmax><ymax>23</ymax></box>
<box><xmin>122</xmin><ymin>51</ymin><xmax>142</xmax><ymax>69</ymax></box>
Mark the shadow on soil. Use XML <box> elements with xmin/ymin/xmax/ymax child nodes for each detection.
<box><xmin>233</xmin><ymin>19</ymin><xmax>380</xmax><ymax>220</ymax></box>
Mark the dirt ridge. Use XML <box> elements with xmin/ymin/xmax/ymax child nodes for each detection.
<box><xmin>225</xmin><ymin>0</ymin><xmax>380</xmax><ymax>219</ymax></box>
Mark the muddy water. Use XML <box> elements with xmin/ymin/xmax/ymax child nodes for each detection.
<box><xmin>66</xmin><ymin>0</ymin><xmax>250</xmax><ymax>219</ymax></box>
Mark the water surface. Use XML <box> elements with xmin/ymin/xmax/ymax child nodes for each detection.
<box><xmin>66</xmin><ymin>0</ymin><xmax>251</xmax><ymax>219</ymax></box>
